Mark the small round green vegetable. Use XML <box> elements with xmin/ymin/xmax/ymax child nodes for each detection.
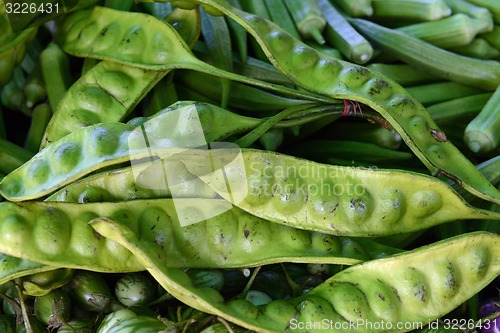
<box><xmin>65</xmin><ymin>270</ymin><xmax>119</xmax><ymax>312</ymax></box>
<box><xmin>114</xmin><ymin>273</ymin><xmax>156</xmax><ymax>307</ymax></box>
<box><xmin>33</xmin><ymin>288</ymin><xmax>71</xmax><ymax>327</ymax></box>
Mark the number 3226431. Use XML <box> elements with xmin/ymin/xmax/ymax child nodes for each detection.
<box><xmin>5</xmin><ymin>2</ymin><xmax>60</xmax><ymax>14</ymax></box>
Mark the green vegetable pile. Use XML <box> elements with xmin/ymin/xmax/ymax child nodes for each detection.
<box><xmin>0</xmin><ymin>0</ymin><xmax>499</xmax><ymax>332</ymax></box>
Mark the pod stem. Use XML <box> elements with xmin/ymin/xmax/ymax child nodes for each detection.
<box><xmin>185</xmin><ymin>57</ymin><xmax>341</xmax><ymax>104</ymax></box>
<box><xmin>310</xmin><ymin>27</ymin><xmax>325</xmax><ymax>45</ymax></box>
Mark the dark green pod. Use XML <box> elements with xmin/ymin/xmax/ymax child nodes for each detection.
<box><xmin>187</xmin><ymin>269</ymin><xmax>225</xmax><ymax>291</ymax></box>
<box><xmin>0</xmin><ymin>315</ymin><xmax>15</xmax><ymax>333</ymax></box>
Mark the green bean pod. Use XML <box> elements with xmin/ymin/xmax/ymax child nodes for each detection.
<box><xmin>165</xmin><ymin>6</ymin><xmax>201</xmax><ymax>48</ymax></box>
<box><xmin>59</xmin><ymin>6</ymin><xmax>339</xmax><ymax>105</ymax></box>
<box><xmin>0</xmin><ymin>101</ymin><xmax>336</xmax><ymax>200</ymax></box>
<box><xmin>93</xmin><ymin>220</ymin><xmax>500</xmax><ymax>333</ymax></box>
<box><xmin>0</xmin><ymin>102</ymin><xmax>255</xmax><ymax>200</ymax></box>
<box><xmin>0</xmin><ymin>199</ymin><xmax>397</xmax><ymax>272</ymax></box>
<box><xmin>226</xmin><ymin>0</ymin><xmax>248</xmax><ymax>63</ymax></box>
<box><xmin>0</xmin><ymin>138</ymin><xmax>34</xmax><ymax>175</ymax></box>
<box><xmin>427</xmin><ymin>93</ymin><xmax>492</xmax><ymax>125</ymax></box>
<box><xmin>184</xmin><ymin>149</ymin><xmax>500</xmax><ymax>236</ymax></box>
<box><xmin>39</xmin><ymin>43</ymin><xmax>76</xmax><ymax>113</ymax></box>
<box><xmin>175</xmin><ymin>69</ymin><xmax>310</xmax><ymax>114</ymax></box>
<box><xmin>0</xmin><ymin>27</ymin><xmax>37</xmax><ymax>87</ymax></box>
<box><xmin>181</xmin><ymin>0</ymin><xmax>500</xmax><ymax>204</ymax></box>
<box><xmin>41</xmin><ymin>60</ymin><xmax>165</xmax><ymax>148</ymax></box>
<box><xmin>45</xmin><ymin>160</ymin><xmax>217</xmax><ymax>203</ymax></box>
<box><xmin>20</xmin><ymin>268</ymin><xmax>73</xmax><ymax>296</ymax></box>
<box><xmin>464</xmin><ymin>85</ymin><xmax>500</xmax><ymax>153</ymax></box>
<box><xmin>200</xmin><ymin>6</ymin><xmax>232</xmax><ymax>108</ymax></box>
<box><xmin>24</xmin><ymin>103</ymin><xmax>52</xmax><ymax>154</ymax></box>
<box><xmin>0</xmin><ymin>254</ymin><xmax>57</xmax><ymax>285</ymax></box>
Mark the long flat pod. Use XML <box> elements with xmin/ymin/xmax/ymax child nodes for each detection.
<box><xmin>92</xmin><ymin>219</ymin><xmax>500</xmax><ymax>333</ymax></box>
<box><xmin>0</xmin><ymin>101</ymin><xmax>262</xmax><ymax>200</ymax></box>
<box><xmin>45</xmin><ymin>162</ymin><xmax>218</xmax><ymax>203</ymax></box>
<box><xmin>174</xmin><ymin>0</ymin><xmax>500</xmax><ymax>205</ymax></box>
<box><xmin>183</xmin><ymin>149</ymin><xmax>500</xmax><ymax>236</ymax></box>
<box><xmin>59</xmin><ymin>6</ymin><xmax>338</xmax><ymax>105</ymax></box>
<box><xmin>41</xmin><ymin>60</ymin><xmax>165</xmax><ymax>148</ymax></box>
<box><xmin>0</xmin><ymin>253</ymin><xmax>57</xmax><ymax>285</ymax></box>
<box><xmin>0</xmin><ymin>199</ymin><xmax>396</xmax><ymax>272</ymax></box>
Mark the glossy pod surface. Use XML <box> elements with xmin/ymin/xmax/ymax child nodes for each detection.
<box><xmin>45</xmin><ymin>162</ymin><xmax>218</xmax><ymax>203</ymax></box>
<box><xmin>0</xmin><ymin>199</ymin><xmax>396</xmax><ymax>272</ymax></box>
<box><xmin>185</xmin><ymin>149</ymin><xmax>500</xmax><ymax>236</ymax></box>
<box><xmin>95</xmin><ymin>218</ymin><xmax>500</xmax><ymax>333</ymax></box>
<box><xmin>0</xmin><ymin>253</ymin><xmax>57</xmax><ymax>284</ymax></box>
<box><xmin>41</xmin><ymin>61</ymin><xmax>165</xmax><ymax>148</ymax></box>
<box><xmin>0</xmin><ymin>101</ymin><xmax>259</xmax><ymax>201</ymax></box>
<box><xmin>60</xmin><ymin>6</ymin><xmax>334</xmax><ymax>105</ymax></box>
<box><xmin>181</xmin><ymin>0</ymin><xmax>500</xmax><ymax>205</ymax></box>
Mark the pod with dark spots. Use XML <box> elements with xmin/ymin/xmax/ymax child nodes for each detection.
<box><xmin>0</xmin><ymin>254</ymin><xmax>56</xmax><ymax>285</ymax></box>
<box><xmin>40</xmin><ymin>61</ymin><xmax>165</xmax><ymax>149</ymax></box>
<box><xmin>168</xmin><ymin>0</ymin><xmax>500</xmax><ymax>204</ymax></box>
<box><xmin>20</xmin><ymin>268</ymin><xmax>73</xmax><ymax>297</ymax></box>
<box><xmin>1</xmin><ymin>101</ymin><xmax>335</xmax><ymax>201</ymax></box>
<box><xmin>94</xmin><ymin>220</ymin><xmax>500</xmax><ymax>333</ymax></box>
<box><xmin>59</xmin><ymin>6</ymin><xmax>338</xmax><ymax>106</ymax></box>
<box><xmin>0</xmin><ymin>199</ymin><xmax>399</xmax><ymax>273</ymax></box>
<box><xmin>188</xmin><ymin>149</ymin><xmax>500</xmax><ymax>236</ymax></box>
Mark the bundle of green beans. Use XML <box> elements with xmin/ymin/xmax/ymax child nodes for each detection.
<box><xmin>0</xmin><ymin>0</ymin><xmax>499</xmax><ymax>332</ymax></box>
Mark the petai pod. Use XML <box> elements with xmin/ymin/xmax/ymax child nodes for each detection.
<box><xmin>0</xmin><ymin>198</ymin><xmax>398</xmax><ymax>272</ymax></box>
<box><xmin>41</xmin><ymin>60</ymin><xmax>165</xmax><ymax>148</ymax></box>
<box><xmin>0</xmin><ymin>253</ymin><xmax>58</xmax><ymax>285</ymax></box>
<box><xmin>45</xmin><ymin>162</ymin><xmax>217</xmax><ymax>203</ymax></box>
<box><xmin>177</xmin><ymin>0</ymin><xmax>500</xmax><ymax>205</ymax></box>
<box><xmin>182</xmin><ymin>149</ymin><xmax>500</xmax><ymax>236</ymax></box>
<box><xmin>41</xmin><ymin>4</ymin><xmax>204</xmax><ymax>148</ymax></box>
<box><xmin>59</xmin><ymin>6</ymin><xmax>339</xmax><ymax>104</ymax></box>
<box><xmin>0</xmin><ymin>101</ymin><xmax>272</xmax><ymax>201</ymax></box>
<box><xmin>93</xmin><ymin>219</ymin><xmax>500</xmax><ymax>333</ymax></box>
